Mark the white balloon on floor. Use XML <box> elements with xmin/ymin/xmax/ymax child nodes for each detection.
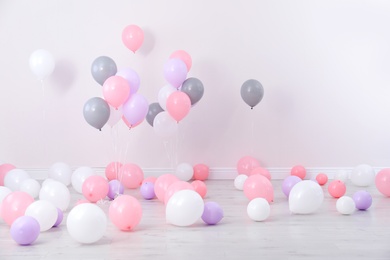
<box><xmin>289</xmin><ymin>180</ymin><xmax>324</xmax><ymax>214</ymax></box>
<box><xmin>350</xmin><ymin>164</ymin><xmax>375</xmax><ymax>187</ymax></box>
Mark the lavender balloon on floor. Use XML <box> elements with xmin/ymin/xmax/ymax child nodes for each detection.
<box><xmin>201</xmin><ymin>201</ymin><xmax>224</xmax><ymax>225</ymax></box>
<box><xmin>10</xmin><ymin>216</ymin><xmax>40</xmax><ymax>245</ymax></box>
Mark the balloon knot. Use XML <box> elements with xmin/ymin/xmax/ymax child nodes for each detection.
<box><xmin>251</xmin><ymin>107</ymin><xmax>253</xmax><ymax>110</ymax></box>
<box><xmin>99</xmin><ymin>129</ymin><xmax>102</xmax><ymax>131</ymax></box>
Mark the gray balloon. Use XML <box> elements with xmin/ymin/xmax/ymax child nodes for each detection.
<box><xmin>181</xmin><ymin>77</ymin><xmax>204</xmax><ymax>105</ymax></box>
<box><xmin>83</xmin><ymin>97</ymin><xmax>110</xmax><ymax>130</ymax></box>
<box><xmin>240</xmin><ymin>79</ymin><xmax>264</xmax><ymax>109</ymax></box>
<box><xmin>91</xmin><ymin>56</ymin><xmax>117</xmax><ymax>85</ymax></box>
<box><xmin>146</xmin><ymin>102</ymin><xmax>164</xmax><ymax>126</ymax></box>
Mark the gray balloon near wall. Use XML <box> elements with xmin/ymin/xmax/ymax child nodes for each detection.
<box><xmin>240</xmin><ymin>79</ymin><xmax>264</xmax><ymax>109</ymax></box>
<box><xmin>146</xmin><ymin>102</ymin><xmax>164</xmax><ymax>126</ymax></box>
<box><xmin>83</xmin><ymin>97</ymin><xmax>110</xmax><ymax>131</ymax></box>
<box><xmin>91</xmin><ymin>56</ymin><xmax>117</xmax><ymax>86</ymax></box>
<box><xmin>181</xmin><ymin>77</ymin><xmax>204</xmax><ymax>105</ymax></box>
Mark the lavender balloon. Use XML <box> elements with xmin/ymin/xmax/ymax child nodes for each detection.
<box><xmin>116</xmin><ymin>68</ymin><xmax>140</xmax><ymax>95</ymax></box>
<box><xmin>10</xmin><ymin>216</ymin><xmax>40</xmax><ymax>245</ymax></box>
<box><xmin>163</xmin><ymin>58</ymin><xmax>187</xmax><ymax>88</ymax></box>
<box><xmin>201</xmin><ymin>201</ymin><xmax>224</xmax><ymax>225</ymax></box>
<box><xmin>282</xmin><ymin>176</ymin><xmax>302</xmax><ymax>197</ymax></box>
<box><xmin>353</xmin><ymin>190</ymin><xmax>372</xmax><ymax>210</ymax></box>
<box><xmin>53</xmin><ymin>208</ymin><xmax>63</xmax><ymax>227</ymax></box>
<box><xmin>140</xmin><ymin>182</ymin><xmax>155</xmax><ymax>200</ymax></box>
<box><xmin>107</xmin><ymin>180</ymin><xmax>124</xmax><ymax>200</ymax></box>
<box><xmin>122</xmin><ymin>93</ymin><xmax>149</xmax><ymax>127</ymax></box>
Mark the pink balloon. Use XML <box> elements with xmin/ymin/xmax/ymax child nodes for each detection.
<box><xmin>82</xmin><ymin>175</ymin><xmax>109</xmax><ymax>203</ymax></box>
<box><xmin>1</xmin><ymin>191</ymin><xmax>34</xmax><ymax>226</ymax></box>
<box><xmin>166</xmin><ymin>91</ymin><xmax>191</xmax><ymax>122</ymax></box>
<box><xmin>122</xmin><ymin>25</ymin><xmax>144</xmax><ymax>53</ymax></box>
<box><xmin>193</xmin><ymin>164</ymin><xmax>209</xmax><ymax>181</ymax></box>
<box><xmin>291</xmin><ymin>165</ymin><xmax>306</xmax><ymax>179</ymax></box>
<box><xmin>243</xmin><ymin>174</ymin><xmax>274</xmax><ymax>203</ymax></box>
<box><xmin>105</xmin><ymin>161</ymin><xmax>123</xmax><ymax>181</ymax></box>
<box><xmin>237</xmin><ymin>156</ymin><xmax>260</xmax><ymax>175</ymax></box>
<box><xmin>116</xmin><ymin>68</ymin><xmax>140</xmax><ymax>94</ymax></box>
<box><xmin>122</xmin><ymin>116</ymin><xmax>143</xmax><ymax>129</ymax></box>
<box><xmin>122</xmin><ymin>93</ymin><xmax>149</xmax><ymax>127</ymax></box>
<box><xmin>163</xmin><ymin>58</ymin><xmax>187</xmax><ymax>88</ymax></box>
<box><xmin>118</xmin><ymin>164</ymin><xmax>144</xmax><ymax>189</ymax></box>
<box><xmin>376</xmin><ymin>168</ymin><xmax>390</xmax><ymax>196</ymax></box>
<box><xmin>0</xmin><ymin>163</ymin><xmax>16</xmax><ymax>186</ymax></box>
<box><xmin>250</xmin><ymin>167</ymin><xmax>271</xmax><ymax>180</ymax></box>
<box><xmin>154</xmin><ymin>174</ymin><xmax>180</xmax><ymax>202</ymax></box>
<box><xmin>316</xmin><ymin>173</ymin><xmax>328</xmax><ymax>186</ymax></box>
<box><xmin>191</xmin><ymin>180</ymin><xmax>207</xmax><ymax>198</ymax></box>
<box><xmin>170</xmin><ymin>50</ymin><xmax>192</xmax><ymax>72</ymax></box>
<box><xmin>109</xmin><ymin>195</ymin><xmax>142</xmax><ymax>231</ymax></box>
<box><xmin>327</xmin><ymin>180</ymin><xmax>346</xmax><ymax>198</ymax></box>
<box><xmin>164</xmin><ymin>181</ymin><xmax>194</xmax><ymax>205</ymax></box>
<box><xmin>103</xmin><ymin>76</ymin><xmax>130</xmax><ymax>109</ymax></box>
<box><xmin>142</xmin><ymin>176</ymin><xmax>157</xmax><ymax>185</ymax></box>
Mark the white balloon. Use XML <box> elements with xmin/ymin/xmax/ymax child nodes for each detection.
<box><xmin>4</xmin><ymin>169</ymin><xmax>30</xmax><ymax>191</ymax></box>
<box><xmin>336</xmin><ymin>196</ymin><xmax>356</xmax><ymax>215</ymax></box>
<box><xmin>247</xmin><ymin>198</ymin><xmax>270</xmax><ymax>221</ymax></box>
<box><xmin>166</xmin><ymin>189</ymin><xmax>204</xmax><ymax>227</ymax></box>
<box><xmin>289</xmin><ymin>180</ymin><xmax>324</xmax><ymax>214</ymax></box>
<box><xmin>67</xmin><ymin>203</ymin><xmax>107</xmax><ymax>244</ymax></box>
<box><xmin>71</xmin><ymin>167</ymin><xmax>95</xmax><ymax>193</ymax></box>
<box><xmin>334</xmin><ymin>169</ymin><xmax>349</xmax><ymax>183</ymax></box>
<box><xmin>153</xmin><ymin>111</ymin><xmax>178</xmax><ymax>139</ymax></box>
<box><xmin>20</xmin><ymin>178</ymin><xmax>41</xmax><ymax>198</ymax></box>
<box><xmin>158</xmin><ymin>84</ymin><xmax>176</xmax><ymax>110</ymax></box>
<box><xmin>234</xmin><ymin>174</ymin><xmax>248</xmax><ymax>190</ymax></box>
<box><xmin>39</xmin><ymin>180</ymin><xmax>70</xmax><ymax>211</ymax></box>
<box><xmin>107</xmin><ymin>106</ymin><xmax>123</xmax><ymax>127</ymax></box>
<box><xmin>0</xmin><ymin>186</ymin><xmax>11</xmax><ymax>223</ymax></box>
<box><xmin>25</xmin><ymin>200</ymin><xmax>57</xmax><ymax>232</ymax></box>
<box><xmin>175</xmin><ymin>163</ymin><xmax>193</xmax><ymax>181</ymax></box>
<box><xmin>350</xmin><ymin>164</ymin><xmax>375</xmax><ymax>187</ymax></box>
<box><xmin>49</xmin><ymin>162</ymin><xmax>72</xmax><ymax>186</ymax></box>
<box><xmin>29</xmin><ymin>49</ymin><xmax>55</xmax><ymax>80</ymax></box>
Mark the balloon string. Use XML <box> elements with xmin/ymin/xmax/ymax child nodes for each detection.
<box><xmin>250</xmin><ymin>109</ymin><xmax>255</xmax><ymax>155</ymax></box>
<box><xmin>163</xmin><ymin>140</ymin><xmax>174</xmax><ymax>171</ymax></box>
<box><xmin>41</xmin><ymin>79</ymin><xmax>48</xmax><ymax>161</ymax></box>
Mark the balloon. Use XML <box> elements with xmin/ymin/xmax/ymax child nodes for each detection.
<box><xmin>29</xmin><ymin>49</ymin><xmax>55</xmax><ymax>80</ymax></box>
<box><xmin>153</xmin><ymin>111</ymin><xmax>178</xmax><ymax>139</ymax></box>
<box><xmin>107</xmin><ymin>180</ymin><xmax>125</xmax><ymax>200</ymax></box>
<box><xmin>334</xmin><ymin>169</ymin><xmax>349</xmax><ymax>183</ymax></box>
<box><xmin>166</xmin><ymin>190</ymin><xmax>204</xmax><ymax>227</ymax></box>
<box><xmin>243</xmin><ymin>174</ymin><xmax>274</xmax><ymax>203</ymax></box>
<box><xmin>140</xmin><ymin>182</ymin><xmax>155</xmax><ymax>200</ymax></box>
<box><xmin>158</xmin><ymin>84</ymin><xmax>176</xmax><ymax>110</ymax></box>
<box><xmin>0</xmin><ymin>186</ymin><xmax>12</xmax><ymax>205</ymax></box>
<box><xmin>281</xmin><ymin>176</ymin><xmax>302</xmax><ymax>197</ymax></box>
<box><xmin>327</xmin><ymin>180</ymin><xmax>346</xmax><ymax>198</ymax></box>
<box><xmin>107</xmin><ymin>106</ymin><xmax>123</xmax><ymax>127</ymax></box>
<box><xmin>240</xmin><ymin>79</ymin><xmax>264</xmax><ymax>109</ymax></box>
<box><xmin>375</xmin><ymin>168</ymin><xmax>390</xmax><ymax>196</ymax></box>
<box><xmin>351</xmin><ymin>164</ymin><xmax>375</xmax><ymax>187</ymax></box>
<box><xmin>103</xmin><ymin>76</ymin><xmax>130</xmax><ymax>109</ymax></box>
<box><xmin>0</xmin><ymin>163</ymin><xmax>16</xmax><ymax>186</ymax></box>
<box><xmin>164</xmin><ymin>181</ymin><xmax>194</xmax><ymax>205</ymax></box>
<box><xmin>352</xmin><ymin>190</ymin><xmax>372</xmax><ymax>210</ymax></box>
<box><xmin>154</xmin><ymin>174</ymin><xmax>179</xmax><ymax>202</ymax></box>
<box><xmin>166</xmin><ymin>91</ymin><xmax>191</xmax><ymax>122</ymax></box>
<box><xmin>237</xmin><ymin>156</ymin><xmax>260</xmax><ymax>175</ymax></box>
<box><xmin>1</xmin><ymin>191</ymin><xmax>34</xmax><ymax>226</ymax></box>
<box><xmin>250</xmin><ymin>167</ymin><xmax>271</xmax><ymax>180</ymax></box>
<box><xmin>66</xmin><ymin>203</ymin><xmax>107</xmax><ymax>244</ymax></box>
<box><xmin>116</xmin><ymin>68</ymin><xmax>140</xmax><ymax>94</ymax></box>
<box><xmin>19</xmin><ymin>178</ymin><xmax>41</xmax><ymax>199</ymax></box>
<box><xmin>53</xmin><ymin>208</ymin><xmax>63</xmax><ymax>227</ymax></box>
<box><xmin>191</xmin><ymin>180</ymin><xmax>207</xmax><ymax>198</ymax></box>
<box><xmin>234</xmin><ymin>174</ymin><xmax>248</xmax><ymax>190</ymax></box>
<box><xmin>181</xmin><ymin>77</ymin><xmax>204</xmax><ymax>105</ymax></box>
<box><xmin>316</xmin><ymin>173</ymin><xmax>328</xmax><ymax>186</ymax></box>
<box><xmin>336</xmin><ymin>196</ymin><xmax>356</xmax><ymax>215</ymax></box>
<box><xmin>71</xmin><ymin>166</ymin><xmax>96</xmax><ymax>193</ymax></box>
<box><xmin>91</xmin><ymin>56</ymin><xmax>117</xmax><ymax>86</ymax></box>
<box><xmin>83</xmin><ymin>97</ymin><xmax>110</xmax><ymax>131</ymax></box>
<box><xmin>170</xmin><ymin>50</ymin><xmax>192</xmax><ymax>72</ymax></box>
<box><xmin>25</xmin><ymin>200</ymin><xmax>57</xmax><ymax>232</ymax></box>
<box><xmin>122</xmin><ymin>24</ymin><xmax>144</xmax><ymax>53</ymax></box>
<box><xmin>291</xmin><ymin>165</ymin><xmax>306</xmax><ymax>179</ymax></box>
<box><xmin>247</xmin><ymin>198</ymin><xmax>270</xmax><ymax>221</ymax></box>
<box><xmin>105</xmin><ymin>161</ymin><xmax>123</xmax><ymax>181</ymax></box>
<box><xmin>142</xmin><ymin>176</ymin><xmax>157</xmax><ymax>185</ymax></box>
<box><xmin>122</xmin><ymin>115</ymin><xmax>143</xmax><ymax>129</ymax></box>
<box><xmin>122</xmin><ymin>93</ymin><xmax>149</xmax><ymax>127</ymax></box>
<box><xmin>289</xmin><ymin>180</ymin><xmax>324</xmax><ymax>214</ymax></box>
<box><xmin>175</xmin><ymin>163</ymin><xmax>193</xmax><ymax>181</ymax></box>
<box><xmin>10</xmin><ymin>216</ymin><xmax>40</xmax><ymax>245</ymax></box>
<box><xmin>4</xmin><ymin>169</ymin><xmax>30</xmax><ymax>191</ymax></box>
<box><xmin>202</xmin><ymin>201</ymin><xmax>224</xmax><ymax>225</ymax></box>
<box><xmin>193</xmin><ymin>164</ymin><xmax>209</xmax><ymax>181</ymax></box>
<box><xmin>163</xmin><ymin>58</ymin><xmax>187</xmax><ymax>88</ymax></box>
<box><xmin>109</xmin><ymin>195</ymin><xmax>142</xmax><ymax>231</ymax></box>
<box><xmin>146</xmin><ymin>102</ymin><xmax>164</xmax><ymax>127</ymax></box>
<box><xmin>118</xmin><ymin>163</ymin><xmax>144</xmax><ymax>189</ymax></box>
<box><xmin>82</xmin><ymin>175</ymin><xmax>109</xmax><ymax>203</ymax></box>
<box><xmin>39</xmin><ymin>180</ymin><xmax>70</xmax><ymax>211</ymax></box>
<box><xmin>49</xmin><ymin>162</ymin><xmax>72</xmax><ymax>186</ymax></box>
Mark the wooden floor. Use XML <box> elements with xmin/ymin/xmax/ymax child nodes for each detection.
<box><xmin>1</xmin><ymin>179</ymin><xmax>390</xmax><ymax>260</ymax></box>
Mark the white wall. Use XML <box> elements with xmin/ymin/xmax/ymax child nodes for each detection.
<box><xmin>1</xmin><ymin>0</ymin><xmax>390</xmax><ymax>171</ymax></box>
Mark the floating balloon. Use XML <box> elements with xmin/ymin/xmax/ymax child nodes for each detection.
<box><xmin>10</xmin><ymin>216</ymin><xmax>40</xmax><ymax>245</ymax></box>
<box><xmin>49</xmin><ymin>162</ymin><xmax>72</xmax><ymax>186</ymax></box>
<box><xmin>146</xmin><ymin>103</ymin><xmax>164</xmax><ymax>127</ymax></box>
<box><xmin>29</xmin><ymin>49</ymin><xmax>55</xmax><ymax>80</ymax></box>
<box><xmin>109</xmin><ymin>195</ymin><xmax>142</xmax><ymax>231</ymax></box>
<box><xmin>107</xmin><ymin>106</ymin><xmax>123</xmax><ymax>128</ymax></box>
<box><xmin>375</xmin><ymin>168</ymin><xmax>390</xmax><ymax>196</ymax></box>
<box><xmin>351</xmin><ymin>164</ymin><xmax>375</xmax><ymax>187</ymax></box>
<box><xmin>170</xmin><ymin>50</ymin><xmax>192</xmax><ymax>72</ymax></box>
<box><xmin>116</xmin><ymin>68</ymin><xmax>140</xmax><ymax>94</ymax></box>
<box><xmin>103</xmin><ymin>76</ymin><xmax>130</xmax><ymax>109</ymax></box>
<box><xmin>181</xmin><ymin>77</ymin><xmax>204</xmax><ymax>106</ymax></box>
<box><xmin>83</xmin><ymin>97</ymin><xmax>110</xmax><ymax>131</ymax></box>
<box><xmin>240</xmin><ymin>79</ymin><xmax>264</xmax><ymax>109</ymax></box>
<box><xmin>289</xmin><ymin>180</ymin><xmax>324</xmax><ymax>214</ymax></box>
<box><xmin>158</xmin><ymin>84</ymin><xmax>176</xmax><ymax>110</ymax></box>
<box><xmin>122</xmin><ymin>24</ymin><xmax>144</xmax><ymax>53</ymax></box>
<box><xmin>243</xmin><ymin>174</ymin><xmax>274</xmax><ymax>203</ymax></box>
<box><xmin>247</xmin><ymin>198</ymin><xmax>270</xmax><ymax>222</ymax></box>
<box><xmin>91</xmin><ymin>56</ymin><xmax>117</xmax><ymax>86</ymax></box>
<box><xmin>202</xmin><ymin>201</ymin><xmax>224</xmax><ymax>225</ymax></box>
<box><xmin>122</xmin><ymin>93</ymin><xmax>149</xmax><ymax>127</ymax></box>
<box><xmin>163</xmin><ymin>58</ymin><xmax>187</xmax><ymax>88</ymax></box>
<box><xmin>237</xmin><ymin>156</ymin><xmax>260</xmax><ymax>175</ymax></box>
<box><xmin>153</xmin><ymin>112</ymin><xmax>178</xmax><ymax>139</ymax></box>
<box><xmin>166</xmin><ymin>91</ymin><xmax>191</xmax><ymax>122</ymax></box>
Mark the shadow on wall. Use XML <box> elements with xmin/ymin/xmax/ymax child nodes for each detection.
<box><xmin>48</xmin><ymin>59</ymin><xmax>78</xmax><ymax>94</ymax></box>
<box><xmin>138</xmin><ymin>27</ymin><xmax>155</xmax><ymax>57</ymax></box>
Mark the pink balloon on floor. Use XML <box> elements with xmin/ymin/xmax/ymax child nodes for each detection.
<box><xmin>0</xmin><ymin>163</ymin><xmax>16</xmax><ymax>186</ymax></box>
<box><xmin>1</xmin><ymin>191</ymin><xmax>34</xmax><ymax>226</ymax></box>
<box><xmin>250</xmin><ymin>167</ymin><xmax>271</xmax><ymax>180</ymax></box>
<box><xmin>191</xmin><ymin>180</ymin><xmax>207</xmax><ymax>198</ymax></box>
<box><xmin>237</xmin><ymin>156</ymin><xmax>260</xmax><ymax>175</ymax></box>
<box><xmin>82</xmin><ymin>175</ymin><xmax>109</xmax><ymax>203</ymax></box>
<box><xmin>164</xmin><ymin>181</ymin><xmax>194</xmax><ymax>205</ymax></box>
<box><xmin>375</xmin><ymin>168</ymin><xmax>390</xmax><ymax>196</ymax></box>
<box><xmin>291</xmin><ymin>165</ymin><xmax>306</xmax><ymax>179</ymax></box>
<box><xmin>316</xmin><ymin>173</ymin><xmax>328</xmax><ymax>186</ymax></box>
<box><xmin>243</xmin><ymin>174</ymin><xmax>274</xmax><ymax>203</ymax></box>
<box><xmin>105</xmin><ymin>161</ymin><xmax>123</xmax><ymax>181</ymax></box>
<box><xmin>118</xmin><ymin>163</ymin><xmax>144</xmax><ymax>189</ymax></box>
<box><xmin>109</xmin><ymin>195</ymin><xmax>142</xmax><ymax>231</ymax></box>
<box><xmin>142</xmin><ymin>176</ymin><xmax>157</xmax><ymax>185</ymax></box>
<box><xmin>154</xmin><ymin>174</ymin><xmax>179</xmax><ymax>202</ymax></box>
<box><xmin>193</xmin><ymin>164</ymin><xmax>209</xmax><ymax>181</ymax></box>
